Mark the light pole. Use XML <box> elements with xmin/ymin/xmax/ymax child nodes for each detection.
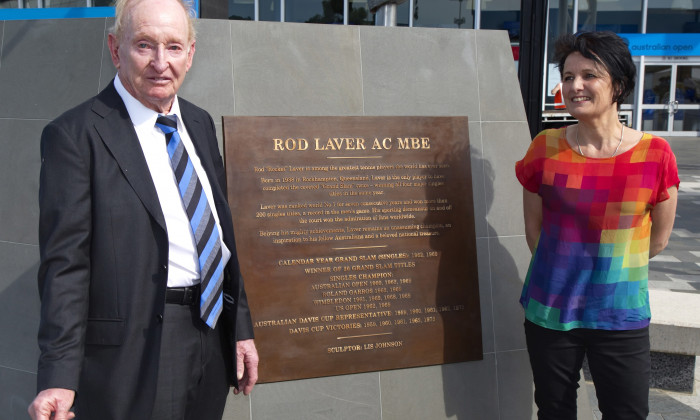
<box><xmin>369</xmin><ymin>0</ymin><xmax>408</xmax><ymax>26</ymax></box>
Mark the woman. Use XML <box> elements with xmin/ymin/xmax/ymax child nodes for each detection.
<box><xmin>515</xmin><ymin>31</ymin><xmax>679</xmax><ymax>419</ymax></box>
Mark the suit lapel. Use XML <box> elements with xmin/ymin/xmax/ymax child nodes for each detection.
<box><xmin>92</xmin><ymin>83</ymin><xmax>167</xmax><ymax>231</ymax></box>
<box><xmin>179</xmin><ymin>102</ymin><xmax>236</xmax><ymax>249</ymax></box>
<box><xmin>180</xmin><ymin>102</ymin><xmax>224</xmax><ymax>203</ymax></box>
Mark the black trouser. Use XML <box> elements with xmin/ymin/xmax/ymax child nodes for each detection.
<box><xmin>151</xmin><ymin>302</ymin><xmax>231</xmax><ymax>420</ymax></box>
<box><xmin>524</xmin><ymin>320</ymin><xmax>650</xmax><ymax>420</ymax></box>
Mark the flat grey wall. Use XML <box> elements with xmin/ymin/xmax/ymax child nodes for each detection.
<box><xmin>0</xmin><ymin>18</ymin><xmax>566</xmax><ymax>419</ymax></box>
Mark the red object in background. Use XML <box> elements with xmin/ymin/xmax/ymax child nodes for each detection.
<box><xmin>511</xmin><ymin>46</ymin><xmax>519</xmax><ymax>60</ymax></box>
<box><xmin>553</xmin><ymin>83</ymin><xmax>566</xmax><ymax>109</ymax></box>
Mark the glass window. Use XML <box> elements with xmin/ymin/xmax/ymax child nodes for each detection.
<box><xmin>44</xmin><ymin>0</ymin><xmax>88</xmax><ymax>7</ymax></box>
<box><xmin>287</xmin><ymin>0</ymin><xmax>341</xmax><ymax>24</ymax></box>
<box><xmin>548</xmin><ymin>0</ymin><xmax>573</xmax><ymax>48</ymax></box>
<box><xmin>412</xmin><ymin>0</ymin><xmax>474</xmax><ymax>29</ymax></box>
<box><xmin>0</xmin><ymin>0</ymin><xmax>21</xmax><ymax>7</ymax></box>
<box><xmin>577</xmin><ymin>0</ymin><xmax>642</xmax><ymax>33</ymax></box>
<box><xmin>480</xmin><ymin>0</ymin><xmax>521</xmax><ymax>43</ymax></box>
<box><xmin>348</xmin><ymin>0</ymin><xmax>374</xmax><ymax>25</ymax></box>
<box><xmin>0</xmin><ymin>0</ymin><xmax>115</xmax><ymax>8</ymax></box>
<box><xmin>677</xmin><ymin>65</ymin><xmax>700</xmax><ymax>131</ymax></box>
<box><xmin>396</xmin><ymin>0</ymin><xmax>409</xmax><ymax>26</ymax></box>
<box><xmin>641</xmin><ymin>65</ymin><xmax>672</xmax><ymax>131</ymax></box>
<box><xmin>2</xmin><ymin>0</ymin><xmax>42</xmax><ymax>7</ymax></box>
<box><xmin>229</xmin><ymin>0</ymin><xmax>254</xmax><ymax>20</ymax></box>
<box><xmin>259</xmin><ymin>0</ymin><xmax>281</xmax><ymax>21</ymax></box>
<box><xmin>647</xmin><ymin>0</ymin><xmax>700</xmax><ymax>33</ymax></box>
<box><xmin>545</xmin><ymin>0</ymin><xmax>573</xmax><ymax>108</ymax></box>
<box><xmin>678</xmin><ymin>65</ymin><xmax>700</xmax><ymax>105</ymax></box>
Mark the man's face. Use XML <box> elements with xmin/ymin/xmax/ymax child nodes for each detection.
<box><xmin>108</xmin><ymin>0</ymin><xmax>195</xmax><ymax>113</ymax></box>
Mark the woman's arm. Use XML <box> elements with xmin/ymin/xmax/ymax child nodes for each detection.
<box><xmin>523</xmin><ymin>188</ymin><xmax>543</xmax><ymax>254</ymax></box>
<box><xmin>650</xmin><ymin>186</ymin><xmax>678</xmax><ymax>258</ymax></box>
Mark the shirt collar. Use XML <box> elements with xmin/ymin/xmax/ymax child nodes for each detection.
<box><xmin>114</xmin><ymin>74</ymin><xmax>182</xmax><ymax>128</ymax></box>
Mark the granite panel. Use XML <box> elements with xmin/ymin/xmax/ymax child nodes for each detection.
<box><xmin>0</xmin><ymin>119</ymin><xmax>46</xmax><ymax>245</ymax></box>
<box><xmin>360</xmin><ymin>26</ymin><xmax>480</xmax><ymax>118</ymax></box>
<box><xmin>0</xmin><ymin>18</ymin><xmax>106</xmax><ymax>119</ymax></box>
<box><xmin>214</xmin><ymin>120</ymin><xmax>224</xmax><ymax>156</ymax></box>
<box><xmin>469</xmin><ymin>122</ymin><xmax>490</xmax><ymax>239</ymax></box>
<box><xmin>380</xmin><ymin>355</ymin><xmax>499</xmax><ymax>420</ymax></box>
<box><xmin>496</xmin><ymin>349</ymin><xmax>536</xmax><ymax>420</ymax></box>
<box><xmin>0</xmin><ymin>19</ymin><xmax>538</xmax><ymax>420</ymax></box>
<box><xmin>490</xmin><ymin>235</ymin><xmax>530</xmax><ymax>352</ymax></box>
<box><xmin>0</xmin><ymin>21</ymin><xmax>4</xmax><ymax>68</ymax></box>
<box><xmin>480</xmin><ymin>121</ymin><xmax>531</xmax><ymax>237</ymax></box>
<box><xmin>477</xmin><ymin>237</ymin><xmax>495</xmax><ymax>354</ymax></box>
<box><xmin>250</xmin><ymin>373</ymin><xmax>380</xmax><ymax>419</ymax></box>
<box><xmin>0</xmin><ymin>367</ymin><xmax>37</xmax><ymax>420</ymax></box>
<box><xmin>230</xmin><ymin>21</ymin><xmax>364</xmax><ymax>116</ymax></box>
<box><xmin>98</xmin><ymin>17</ymin><xmax>117</xmax><ymax>92</ymax></box>
<box><xmin>0</xmin><ymin>242</ymin><xmax>40</xmax><ymax>373</ymax></box>
<box><xmin>476</xmin><ymin>30</ymin><xmax>527</xmax><ymax>123</ymax></box>
<box><xmin>180</xmin><ymin>19</ymin><xmax>235</xmax><ymax>123</ymax></box>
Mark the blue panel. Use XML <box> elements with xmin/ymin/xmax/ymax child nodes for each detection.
<box><xmin>619</xmin><ymin>33</ymin><xmax>700</xmax><ymax>57</ymax></box>
<box><xmin>0</xmin><ymin>7</ymin><xmax>114</xmax><ymax>21</ymax></box>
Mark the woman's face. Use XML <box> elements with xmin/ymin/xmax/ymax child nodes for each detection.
<box><xmin>561</xmin><ymin>52</ymin><xmax>617</xmax><ymax>121</ymax></box>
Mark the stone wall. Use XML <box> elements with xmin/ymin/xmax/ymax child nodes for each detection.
<box><xmin>0</xmin><ymin>18</ymin><xmax>554</xmax><ymax>419</ymax></box>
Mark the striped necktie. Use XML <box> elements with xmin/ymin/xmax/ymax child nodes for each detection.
<box><xmin>156</xmin><ymin>114</ymin><xmax>224</xmax><ymax>328</ymax></box>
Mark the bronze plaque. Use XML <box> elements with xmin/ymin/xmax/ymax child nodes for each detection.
<box><xmin>224</xmin><ymin>116</ymin><xmax>481</xmax><ymax>383</ymax></box>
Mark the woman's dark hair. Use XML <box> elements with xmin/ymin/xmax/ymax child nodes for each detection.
<box><xmin>554</xmin><ymin>31</ymin><xmax>636</xmax><ymax>107</ymax></box>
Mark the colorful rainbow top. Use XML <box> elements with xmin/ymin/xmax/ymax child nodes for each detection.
<box><xmin>515</xmin><ymin>127</ymin><xmax>679</xmax><ymax>331</ymax></box>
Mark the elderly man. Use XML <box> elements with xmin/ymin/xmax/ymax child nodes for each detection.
<box><xmin>28</xmin><ymin>0</ymin><xmax>258</xmax><ymax>418</ymax></box>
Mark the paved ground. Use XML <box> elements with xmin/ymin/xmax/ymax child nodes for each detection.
<box><xmin>587</xmin><ymin>136</ymin><xmax>700</xmax><ymax>420</ymax></box>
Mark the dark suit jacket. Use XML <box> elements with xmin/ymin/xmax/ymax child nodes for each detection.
<box><xmin>37</xmin><ymin>80</ymin><xmax>253</xmax><ymax>419</ymax></box>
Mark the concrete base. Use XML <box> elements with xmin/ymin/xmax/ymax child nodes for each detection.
<box><xmin>648</xmin><ymin>290</ymin><xmax>700</xmax><ymax>394</ymax></box>
<box><xmin>650</xmin><ymin>352</ymin><xmax>696</xmax><ymax>393</ymax></box>
<box><xmin>649</xmin><ymin>290</ymin><xmax>700</xmax><ymax>356</ymax></box>
<box><xmin>584</xmin><ymin>352</ymin><xmax>696</xmax><ymax>394</ymax></box>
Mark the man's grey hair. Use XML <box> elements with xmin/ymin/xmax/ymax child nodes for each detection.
<box><xmin>110</xmin><ymin>0</ymin><xmax>197</xmax><ymax>42</ymax></box>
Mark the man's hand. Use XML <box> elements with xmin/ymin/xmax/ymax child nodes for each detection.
<box><xmin>28</xmin><ymin>388</ymin><xmax>75</xmax><ymax>420</ymax></box>
<box><xmin>233</xmin><ymin>339</ymin><xmax>259</xmax><ymax>396</ymax></box>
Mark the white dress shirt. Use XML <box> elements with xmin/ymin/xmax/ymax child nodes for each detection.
<box><xmin>114</xmin><ymin>76</ymin><xmax>231</xmax><ymax>287</ymax></box>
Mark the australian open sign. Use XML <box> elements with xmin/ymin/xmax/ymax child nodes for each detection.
<box><xmin>619</xmin><ymin>33</ymin><xmax>700</xmax><ymax>57</ymax></box>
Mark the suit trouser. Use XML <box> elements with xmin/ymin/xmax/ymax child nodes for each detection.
<box><xmin>151</xmin><ymin>302</ymin><xmax>230</xmax><ymax>420</ymax></box>
<box><xmin>524</xmin><ymin>320</ymin><xmax>650</xmax><ymax>420</ymax></box>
